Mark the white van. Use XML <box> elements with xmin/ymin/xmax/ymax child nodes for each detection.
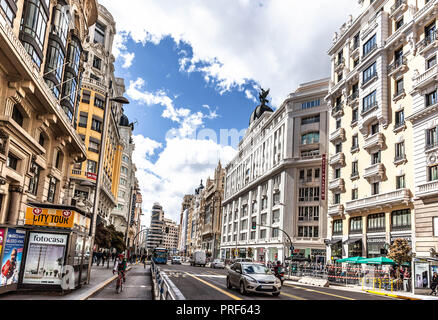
<box><xmin>190</xmin><ymin>251</ymin><xmax>207</xmax><ymax>267</ymax></box>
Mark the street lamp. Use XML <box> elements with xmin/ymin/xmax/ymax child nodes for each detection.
<box><xmin>87</xmin><ymin>94</ymin><xmax>130</xmax><ymax>284</ymax></box>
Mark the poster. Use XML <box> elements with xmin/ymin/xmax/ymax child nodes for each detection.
<box><xmin>1</xmin><ymin>229</ymin><xmax>25</xmax><ymax>287</ymax></box>
<box><xmin>22</xmin><ymin>233</ymin><xmax>68</xmax><ymax>285</ymax></box>
<box><xmin>0</xmin><ymin>229</ymin><xmax>4</xmax><ymax>257</ymax></box>
<box><xmin>415</xmin><ymin>262</ymin><xmax>429</xmax><ymax>288</ymax></box>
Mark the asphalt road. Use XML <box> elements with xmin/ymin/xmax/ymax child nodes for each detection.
<box><xmin>88</xmin><ymin>264</ymin><xmax>153</xmax><ymax>300</ymax></box>
<box><xmin>159</xmin><ymin>263</ymin><xmax>397</xmax><ymax>301</ymax></box>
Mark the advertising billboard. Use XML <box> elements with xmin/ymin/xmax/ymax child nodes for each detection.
<box><xmin>0</xmin><ymin>228</ymin><xmax>4</xmax><ymax>257</ymax></box>
<box><xmin>22</xmin><ymin>232</ymin><xmax>68</xmax><ymax>285</ymax></box>
<box><xmin>1</xmin><ymin>229</ymin><xmax>25</xmax><ymax>287</ymax></box>
<box><xmin>25</xmin><ymin>206</ymin><xmax>75</xmax><ymax>229</ymax></box>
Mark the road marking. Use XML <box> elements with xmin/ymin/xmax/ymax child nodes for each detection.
<box><xmin>185</xmin><ymin>272</ymin><xmax>242</xmax><ymax>300</ymax></box>
<box><xmin>280</xmin><ymin>292</ymin><xmax>307</xmax><ymax>300</ymax></box>
<box><xmin>190</xmin><ymin>275</ymin><xmax>226</xmax><ymax>278</ymax></box>
<box><xmin>284</xmin><ymin>284</ymin><xmax>356</xmax><ymax>300</ymax></box>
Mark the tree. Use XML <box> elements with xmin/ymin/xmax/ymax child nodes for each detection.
<box><xmin>95</xmin><ymin>223</ymin><xmax>111</xmax><ymax>249</ymax></box>
<box><xmin>107</xmin><ymin>224</ymin><xmax>126</xmax><ymax>253</ymax></box>
<box><xmin>387</xmin><ymin>238</ymin><xmax>412</xmax><ymax>290</ymax></box>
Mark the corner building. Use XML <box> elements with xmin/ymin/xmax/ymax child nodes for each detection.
<box><xmin>325</xmin><ymin>0</ymin><xmax>426</xmax><ymax>263</ymax></box>
<box><xmin>220</xmin><ymin>80</ymin><xmax>329</xmax><ymax>264</ymax></box>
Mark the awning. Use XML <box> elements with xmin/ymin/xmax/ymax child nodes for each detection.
<box><xmin>344</xmin><ymin>238</ymin><xmax>362</xmax><ymax>245</ymax></box>
<box><xmin>324</xmin><ymin>238</ymin><xmax>342</xmax><ymax>245</ymax></box>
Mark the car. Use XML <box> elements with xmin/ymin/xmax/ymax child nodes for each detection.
<box><xmin>171</xmin><ymin>256</ymin><xmax>182</xmax><ymax>264</ymax></box>
<box><xmin>211</xmin><ymin>259</ymin><xmax>225</xmax><ymax>269</ymax></box>
<box><xmin>226</xmin><ymin>262</ymin><xmax>282</xmax><ymax>297</ymax></box>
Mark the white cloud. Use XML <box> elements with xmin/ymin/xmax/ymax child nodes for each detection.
<box><xmin>133</xmin><ymin>135</ymin><xmax>236</xmax><ymax>226</ymax></box>
<box><xmin>120</xmin><ymin>52</ymin><xmax>135</xmax><ymax>68</ymax></box>
<box><xmin>100</xmin><ymin>0</ymin><xmax>361</xmax><ymax>105</ymax></box>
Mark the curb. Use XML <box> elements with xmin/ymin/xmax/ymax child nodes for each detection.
<box><xmin>363</xmin><ymin>290</ymin><xmax>421</xmax><ymax>300</ymax></box>
<box><xmin>79</xmin><ymin>263</ymin><xmax>138</xmax><ymax>300</ymax></box>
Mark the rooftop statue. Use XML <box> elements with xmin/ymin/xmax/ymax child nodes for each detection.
<box><xmin>259</xmin><ymin>88</ymin><xmax>270</xmax><ymax>106</ymax></box>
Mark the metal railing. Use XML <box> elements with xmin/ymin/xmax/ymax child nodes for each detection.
<box><xmin>151</xmin><ymin>260</ymin><xmax>185</xmax><ymax>300</ymax></box>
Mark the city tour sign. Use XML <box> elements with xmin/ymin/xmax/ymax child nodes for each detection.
<box><xmin>25</xmin><ymin>207</ymin><xmax>75</xmax><ymax>229</ymax></box>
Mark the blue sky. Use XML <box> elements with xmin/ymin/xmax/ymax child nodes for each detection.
<box><xmin>100</xmin><ymin>0</ymin><xmax>361</xmax><ymax>226</ymax></box>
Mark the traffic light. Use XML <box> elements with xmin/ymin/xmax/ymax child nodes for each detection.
<box><xmin>251</xmin><ymin>222</ymin><xmax>257</xmax><ymax>230</ymax></box>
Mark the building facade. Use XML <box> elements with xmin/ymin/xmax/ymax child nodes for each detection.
<box><xmin>220</xmin><ymin>80</ymin><xmax>329</xmax><ymax>263</ymax></box>
<box><xmin>147</xmin><ymin>202</ymin><xmax>164</xmax><ymax>251</ymax></box>
<box><xmin>0</xmin><ymin>0</ymin><xmax>98</xmax><ymax>293</ymax></box>
<box><xmin>178</xmin><ymin>194</ymin><xmax>193</xmax><ymax>256</ymax></box>
<box><xmin>163</xmin><ymin>218</ymin><xmax>179</xmax><ymax>255</ymax></box>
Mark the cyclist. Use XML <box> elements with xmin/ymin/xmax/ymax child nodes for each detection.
<box><xmin>113</xmin><ymin>254</ymin><xmax>127</xmax><ymax>283</ymax></box>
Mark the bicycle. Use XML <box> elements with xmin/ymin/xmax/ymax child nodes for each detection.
<box><xmin>116</xmin><ymin>271</ymin><xmax>124</xmax><ymax>294</ymax></box>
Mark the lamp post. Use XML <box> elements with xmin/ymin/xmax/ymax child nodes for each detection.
<box><xmin>86</xmin><ymin>94</ymin><xmax>130</xmax><ymax>284</ymax></box>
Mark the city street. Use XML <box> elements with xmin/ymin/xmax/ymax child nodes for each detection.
<box><xmin>88</xmin><ymin>264</ymin><xmax>152</xmax><ymax>300</ymax></box>
<box><xmin>158</xmin><ymin>263</ymin><xmax>397</xmax><ymax>301</ymax></box>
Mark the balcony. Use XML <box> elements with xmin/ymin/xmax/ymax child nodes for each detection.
<box><xmin>328</xmin><ymin>204</ymin><xmax>344</xmax><ymax>217</ymax></box>
<box><xmin>363</xmin><ymin>132</ymin><xmax>385</xmax><ymax>152</ymax></box>
<box><xmin>417</xmin><ymin>180</ymin><xmax>438</xmax><ymax>198</ymax></box>
<box><xmin>350</xmin><ymin>42</ymin><xmax>360</xmax><ymax>59</ymax></box>
<box><xmin>361</xmin><ymin>73</ymin><xmax>378</xmax><ymax>88</ymax></box>
<box><xmin>329</xmin><ymin>153</ymin><xmax>345</xmax><ymax>167</ymax></box>
<box><xmin>412</xmin><ymin>65</ymin><xmax>438</xmax><ymax>90</ymax></box>
<box><xmin>345</xmin><ymin>188</ymin><xmax>411</xmax><ymax>213</ymax></box>
<box><xmin>394</xmin><ymin>154</ymin><xmax>407</xmax><ymax>165</ymax></box>
<box><xmin>417</xmin><ymin>31</ymin><xmax>438</xmax><ymax>55</ymax></box>
<box><xmin>426</xmin><ymin>141</ymin><xmax>438</xmax><ymax>152</ymax></box>
<box><xmin>347</xmin><ymin>91</ymin><xmax>359</xmax><ymax>106</ymax></box>
<box><xmin>363</xmin><ymin>163</ymin><xmax>385</xmax><ymax>181</ymax></box>
<box><xmin>332</xmin><ymin>104</ymin><xmax>344</xmax><ymax>117</ymax></box>
<box><xmin>335</xmin><ymin>57</ymin><xmax>345</xmax><ymax>72</ymax></box>
<box><xmin>328</xmin><ymin>178</ymin><xmax>345</xmax><ymax>193</ymax></box>
<box><xmin>361</xmin><ymin>101</ymin><xmax>378</xmax><ymax>116</ymax></box>
<box><xmin>387</xmin><ymin>56</ymin><xmax>407</xmax><ymax>77</ymax></box>
<box><xmin>362</xmin><ymin>43</ymin><xmax>378</xmax><ymax>61</ymax></box>
<box><xmin>389</xmin><ymin>0</ymin><xmax>408</xmax><ymax>19</ymax></box>
<box><xmin>329</xmin><ymin>128</ymin><xmax>346</xmax><ymax>143</ymax></box>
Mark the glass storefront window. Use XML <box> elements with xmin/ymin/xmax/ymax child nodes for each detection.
<box><xmin>391</xmin><ymin>209</ymin><xmax>411</xmax><ymax>231</ymax></box>
<box><xmin>348</xmin><ymin>240</ymin><xmax>362</xmax><ymax>257</ymax></box>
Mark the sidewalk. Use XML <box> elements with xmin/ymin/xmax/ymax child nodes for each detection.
<box><xmin>284</xmin><ymin>276</ymin><xmax>438</xmax><ymax>301</ymax></box>
<box><xmin>0</xmin><ymin>261</ymin><xmax>141</xmax><ymax>300</ymax></box>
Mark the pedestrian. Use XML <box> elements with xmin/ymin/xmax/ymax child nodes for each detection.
<box><xmin>430</xmin><ymin>272</ymin><xmax>438</xmax><ymax>295</ymax></box>
<box><xmin>96</xmin><ymin>251</ymin><xmax>102</xmax><ymax>266</ymax></box>
<box><xmin>403</xmin><ymin>268</ymin><xmax>411</xmax><ymax>292</ymax></box>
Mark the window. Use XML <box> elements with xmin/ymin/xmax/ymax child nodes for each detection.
<box><xmin>335</xmin><ymin>143</ymin><xmax>342</xmax><ymax>154</ymax></box>
<box><xmin>335</xmin><ymin>168</ymin><xmax>341</xmax><ymax>179</ymax></box>
<box><xmin>118</xmin><ymin>191</ymin><xmax>125</xmax><ymax>198</ymax></box>
<box><xmin>352</xmin><ymin>161</ymin><xmax>359</xmax><ymax>177</ymax></box>
<box><xmin>371</xmin><ymin>123</ymin><xmax>379</xmax><ymax>135</ymax></box>
<box><xmin>395</xmin><ymin>17</ymin><xmax>404</xmax><ymax>31</ymax></box>
<box><xmin>391</xmin><ymin>209</ymin><xmax>411</xmax><ymax>231</ymax></box>
<box><xmin>271</xmin><ymin>228</ymin><xmax>279</xmax><ymax>238</ymax></box>
<box><xmin>363</xmin><ymin>62</ymin><xmax>377</xmax><ymax>84</ymax></box>
<box><xmin>334</xmin><ymin>193</ymin><xmax>341</xmax><ymax>204</ymax></box>
<box><xmin>94</xmin><ymin>96</ymin><xmax>105</xmax><ymax>109</ymax></box>
<box><xmin>395</xmin><ymin>142</ymin><xmax>405</xmax><ymax>161</ymax></box>
<box><xmin>298</xmin><ymin>206</ymin><xmax>319</xmax><ymax>221</ymax></box>
<box><xmin>299</xmin><ymin>187</ymin><xmax>320</xmax><ymax>202</ymax></box>
<box><xmin>260</xmin><ymin>229</ymin><xmax>267</xmax><ymax>239</ymax></box>
<box><xmin>396</xmin><ymin>175</ymin><xmax>406</xmax><ymax>189</ymax></box>
<box><xmin>427</xmin><ymin>56</ymin><xmax>437</xmax><ymax>69</ymax></box>
<box><xmin>301</xmin><ymin>132</ymin><xmax>320</xmax><ymax>145</ymax></box>
<box><xmin>352</xmin><ymin>188</ymin><xmax>358</xmax><ymax>200</ymax></box>
<box><xmin>372</xmin><ymin>151</ymin><xmax>381</xmax><ymax>165</ymax></box>
<box><xmin>20</xmin><ymin>0</ymin><xmax>49</xmax><ymax>67</ymax></box>
<box><xmin>426</xmin><ymin>90</ymin><xmax>437</xmax><ymax>107</ymax></box>
<box><xmin>0</xmin><ymin>0</ymin><xmax>17</xmax><ymax>25</ymax></box>
<box><xmin>362</xmin><ymin>91</ymin><xmax>377</xmax><ymax>113</ymax></box>
<box><xmin>38</xmin><ymin>133</ymin><xmax>45</xmax><ymax>147</ymax></box>
<box><xmin>426</xmin><ymin>126</ymin><xmax>438</xmax><ymax>149</ymax></box>
<box><xmin>301</xmin><ymin>115</ymin><xmax>320</xmax><ymax>125</ymax></box>
<box><xmin>429</xmin><ymin>165</ymin><xmax>438</xmax><ymax>181</ymax></box>
<box><xmin>12</xmin><ymin>105</ymin><xmax>24</xmax><ymax>127</ymax></box>
<box><xmin>425</xmin><ymin>21</ymin><xmax>436</xmax><ymax>44</ymax></box>
<box><xmin>93</xmin><ymin>56</ymin><xmax>102</xmax><ymax>69</ymax></box>
<box><xmin>120</xmin><ymin>178</ymin><xmax>127</xmax><ymax>186</ymax></box>
<box><xmin>302</xmin><ymin>99</ymin><xmax>320</xmax><ymax>109</ymax></box>
<box><xmin>79</xmin><ymin>114</ymin><xmax>88</xmax><ymax>128</ymax></box>
<box><xmin>88</xmin><ymin>141</ymin><xmax>99</xmax><ymax>153</ymax></box>
<box><xmin>240</xmin><ymin>233</ymin><xmax>247</xmax><ymax>241</ymax></box>
<box><xmin>363</xmin><ymin>34</ymin><xmax>377</xmax><ymax>57</ymax></box>
<box><xmin>91</xmin><ymin>119</ymin><xmax>102</xmax><ymax>133</ymax></box>
<box><xmin>94</xmin><ymin>21</ymin><xmax>106</xmax><ymax>44</ymax></box>
<box><xmin>336</xmin><ymin>119</ymin><xmax>341</xmax><ymax>129</ymax></box>
<box><xmin>240</xmin><ymin>219</ymin><xmax>248</xmax><ymax>231</ymax></box>
<box><xmin>352</xmin><ymin>135</ymin><xmax>359</xmax><ymax>150</ymax></box>
<box><xmin>352</xmin><ymin>108</ymin><xmax>358</xmax><ymax>124</ymax></box>
<box><xmin>82</xmin><ymin>91</ymin><xmax>91</xmax><ymax>104</ymax></box>
<box><xmin>67</xmin><ymin>37</ymin><xmax>81</xmax><ymax>74</ymax></box>
<box><xmin>367</xmin><ymin>213</ymin><xmax>385</xmax><ymax>232</ymax></box>
<box><xmin>7</xmin><ymin>153</ymin><xmax>19</xmax><ymax>170</ymax></box>
<box><xmin>55</xmin><ymin>150</ymin><xmax>62</xmax><ymax>169</ymax></box>
<box><xmin>272</xmin><ymin>210</ymin><xmax>280</xmax><ymax>224</ymax></box>
<box><xmin>122</xmin><ymin>155</ymin><xmax>130</xmax><ymax>163</ymax></box>
<box><xmin>87</xmin><ymin>160</ymin><xmax>97</xmax><ymax>174</ymax></box>
<box><xmin>273</xmin><ymin>192</ymin><xmax>280</xmax><ymax>206</ymax></box>
<box><xmin>121</xmin><ymin>166</ymin><xmax>128</xmax><ymax>175</ymax></box>
<box><xmin>371</xmin><ymin>182</ymin><xmax>380</xmax><ymax>195</ymax></box>
<box><xmin>333</xmin><ymin>220</ymin><xmax>343</xmax><ymax>235</ymax></box>
<box><xmin>47</xmin><ymin>177</ymin><xmax>58</xmax><ymax>203</ymax></box>
<box><xmin>395</xmin><ymin>110</ymin><xmax>405</xmax><ymax>128</ymax></box>
<box><xmin>350</xmin><ymin>217</ymin><xmax>362</xmax><ymax>234</ymax></box>
<box><xmin>315</xmin><ymin>168</ymin><xmax>320</xmax><ymax>179</ymax></box>
<box><xmin>260</xmin><ymin>213</ymin><xmax>267</xmax><ymax>226</ymax></box>
<box><xmin>395</xmin><ymin>78</ymin><xmax>404</xmax><ymax>96</ymax></box>
<box><xmin>45</xmin><ymin>40</ymin><xmax>65</xmax><ymax>83</ymax></box>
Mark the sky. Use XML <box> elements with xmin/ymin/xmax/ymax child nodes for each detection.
<box><xmin>99</xmin><ymin>0</ymin><xmax>361</xmax><ymax>228</ymax></box>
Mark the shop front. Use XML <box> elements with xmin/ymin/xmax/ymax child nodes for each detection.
<box><xmin>325</xmin><ymin>238</ymin><xmax>342</xmax><ymax>262</ymax></box>
<box><xmin>0</xmin><ymin>203</ymin><xmax>92</xmax><ymax>293</ymax></box>
<box><xmin>311</xmin><ymin>249</ymin><xmax>326</xmax><ymax>264</ymax></box>
<box><xmin>413</xmin><ymin>257</ymin><xmax>438</xmax><ymax>294</ymax></box>
<box><xmin>366</xmin><ymin>237</ymin><xmax>386</xmax><ymax>258</ymax></box>
<box><xmin>346</xmin><ymin>238</ymin><xmax>363</xmax><ymax>257</ymax></box>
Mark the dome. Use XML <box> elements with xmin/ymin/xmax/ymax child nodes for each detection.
<box><xmin>249</xmin><ymin>104</ymin><xmax>274</xmax><ymax>125</ymax></box>
<box><xmin>119</xmin><ymin>113</ymin><xmax>130</xmax><ymax>127</ymax></box>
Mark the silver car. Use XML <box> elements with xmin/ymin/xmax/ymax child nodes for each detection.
<box><xmin>211</xmin><ymin>259</ymin><xmax>225</xmax><ymax>269</ymax></box>
<box><xmin>226</xmin><ymin>262</ymin><xmax>282</xmax><ymax>296</ymax></box>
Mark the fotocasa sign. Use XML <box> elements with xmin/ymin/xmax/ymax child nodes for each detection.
<box><xmin>25</xmin><ymin>206</ymin><xmax>75</xmax><ymax>229</ymax></box>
